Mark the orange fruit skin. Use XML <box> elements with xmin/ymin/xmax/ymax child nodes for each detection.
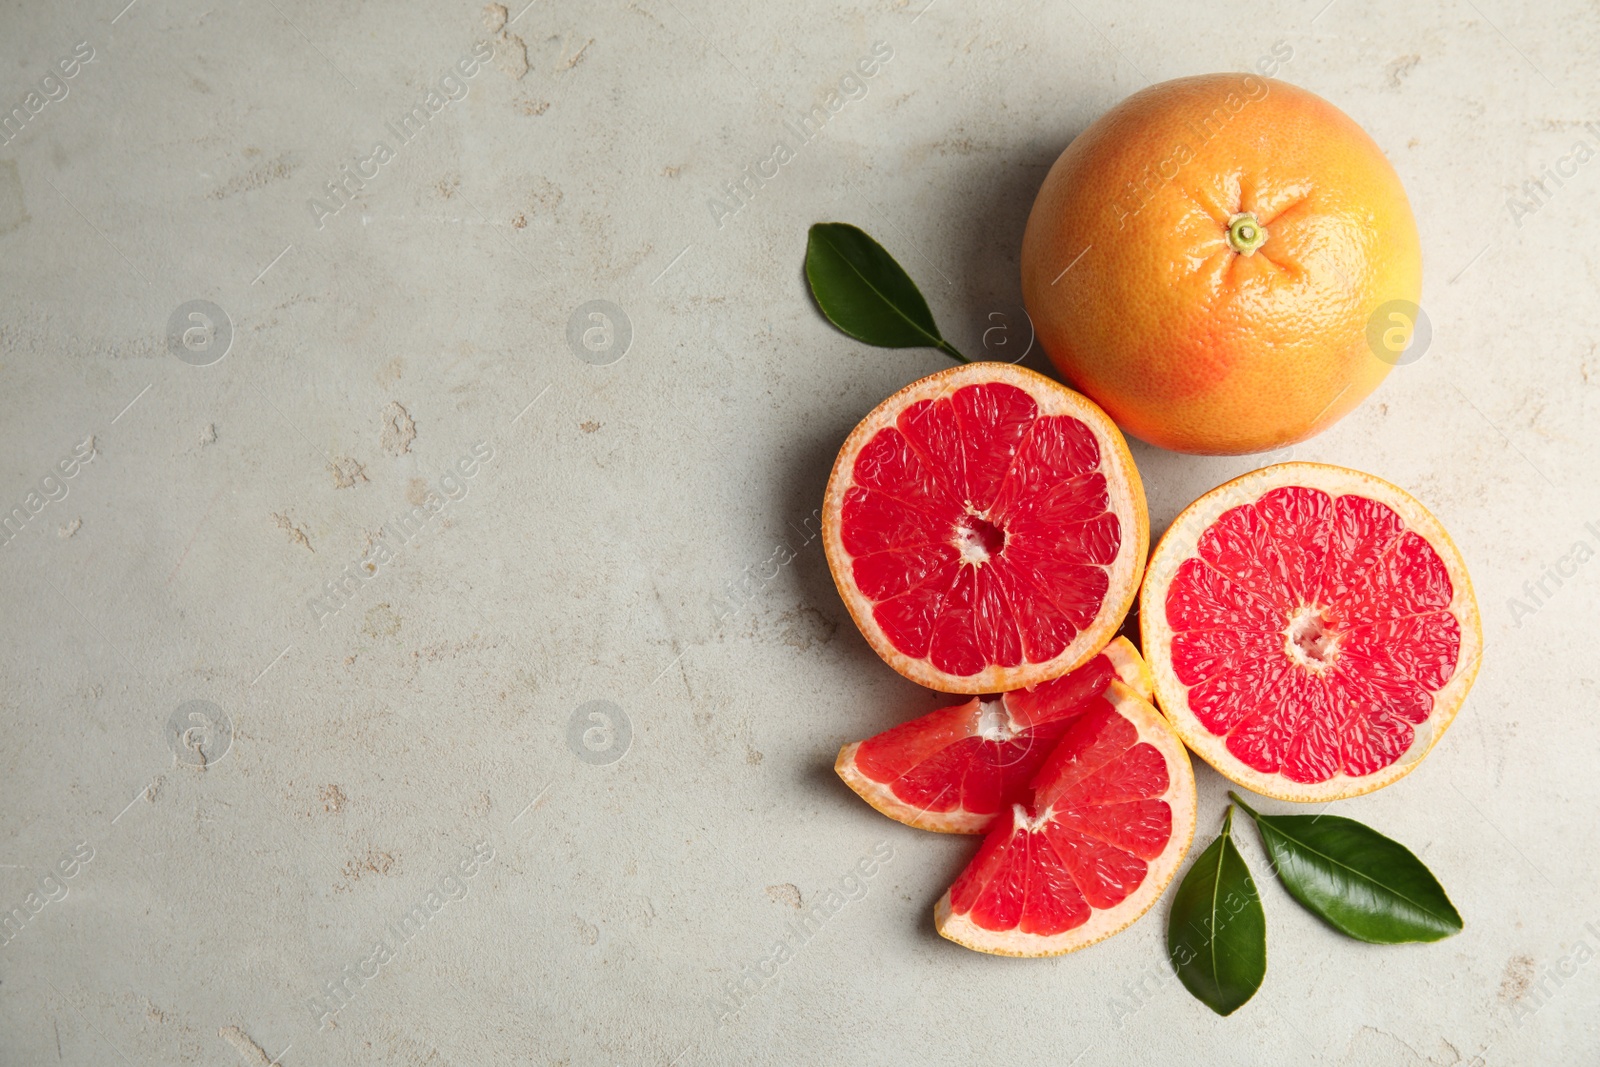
<box><xmin>1021</xmin><ymin>74</ymin><xmax>1422</xmax><ymax>455</ymax></box>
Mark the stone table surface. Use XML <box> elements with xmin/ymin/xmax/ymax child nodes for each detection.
<box><xmin>1</xmin><ymin>1</ymin><xmax>1597</xmax><ymax>1064</ymax></box>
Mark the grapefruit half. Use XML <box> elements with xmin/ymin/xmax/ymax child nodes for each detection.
<box><xmin>835</xmin><ymin>636</ymin><xmax>1155</xmax><ymax>833</ymax></box>
<box><xmin>823</xmin><ymin>362</ymin><xmax>1148</xmax><ymax>694</ymax></box>
<box><xmin>934</xmin><ymin>681</ymin><xmax>1196</xmax><ymax>956</ymax></box>
<box><xmin>1141</xmin><ymin>463</ymin><xmax>1482</xmax><ymax>803</ymax></box>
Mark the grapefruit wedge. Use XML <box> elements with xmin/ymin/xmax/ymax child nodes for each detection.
<box><xmin>823</xmin><ymin>363</ymin><xmax>1148</xmax><ymax>694</ymax></box>
<box><xmin>1141</xmin><ymin>463</ymin><xmax>1482</xmax><ymax>803</ymax></box>
<box><xmin>934</xmin><ymin>681</ymin><xmax>1196</xmax><ymax>956</ymax></box>
<box><xmin>835</xmin><ymin>637</ymin><xmax>1154</xmax><ymax>833</ymax></box>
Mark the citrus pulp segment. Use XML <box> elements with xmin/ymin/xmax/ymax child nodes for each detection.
<box><xmin>835</xmin><ymin>636</ymin><xmax>1155</xmax><ymax>834</ymax></box>
<box><xmin>934</xmin><ymin>681</ymin><xmax>1196</xmax><ymax>956</ymax></box>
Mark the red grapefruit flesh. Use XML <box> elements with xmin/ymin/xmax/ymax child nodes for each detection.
<box><xmin>823</xmin><ymin>363</ymin><xmax>1148</xmax><ymax>694</ymax></box>
<box><xmin>1141</xmin><ymin>463</ymin><xmax>1483</xmax><ymax>803</ymax></box>
<box><xmin>934</xmin><ymin>681</ymin><xmax>1195</xmax><ymax>956</ymax></box>
<box><xmin>835</xmin><ymin>637</ymin><xmax>1156</xmax><ymax>833</ymax></box>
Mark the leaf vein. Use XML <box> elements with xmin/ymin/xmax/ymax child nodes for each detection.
<box><xmin>1268</xmin><ymin>825</ymin><xmax>1455</xmax><ymax>925</ymax></box>
<box><xmin>817</xmin><ymin>230</ymin><xmax>942</xmax><ymax>348</ymax></box>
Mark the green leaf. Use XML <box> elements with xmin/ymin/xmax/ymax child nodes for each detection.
<box><xmin>1167</xmin><ymin>806</ymin><xmax>1267</xmax><ymax>1016</ymax></box>
<box><xmin>1230</xmin><ymin>792</ymin><xmax>1462</xmax><ymax>944</ymax></box>
<box><xmin>804</xmin><ymin>223</ymin><xmax>967</xmax><ymax>362</ymax></box>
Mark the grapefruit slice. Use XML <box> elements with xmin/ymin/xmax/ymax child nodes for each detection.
<box><xmin>822</xmin><ymin>363</ymin><xmax>1148</xmax><ymax>694</ymax></box>
<box><xmin>1140</xmin><ymin>463</ymin><xmax>1482</xmax><ymax>803</ymax></box>
<box><xmin>934</xmin><ymin>681</ymin><xmax>1196</xmax><ymax>956</ymax></box>
<box><xmin>835</xmin><ymin>637</ymin><xmax>1155</xmax><ymax>833</ymax></box>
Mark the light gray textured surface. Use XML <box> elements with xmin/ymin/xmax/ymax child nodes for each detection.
<box><xmin>1</xmin><ymin>0</ymin><xmax>1597</xmax><ymax>1064</ymax></box>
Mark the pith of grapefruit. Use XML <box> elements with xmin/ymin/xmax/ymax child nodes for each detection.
<box><xmin>1020</xmin><ymin>74</ymin><xmax>1423</xmax><ymax>455</ymax></box>
<box><xmin>835</xmin><ymin>636</ymin><xmax>1155</xmax><ymax>834</ymax></box>
<box><xmin>1141</xmin><ymin>463</ymin><xmax>1482</xmax><ymax>803</ymax></box>
<box><xmin>934</xmin><ymin>681</ymin><xmax>1195</xmax><ymax>957</ymax></box>
<box><xmin>822</xmin><ymin>362</ymin><xmax>1148</xmax><ymax>694</ymax></box>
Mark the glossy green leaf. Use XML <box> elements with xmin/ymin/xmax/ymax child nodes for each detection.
<box><xmin>1167</xmin><ymin>806</ymin><xmax>1267</xmax><ymax>1016</ymax></box>
<box><xmin>1230</xmin><ymin>793</ymin><xmax>1462</xmax><ymax>944</ymax></box>
<box><xmin>804</xmin><ymin>223</ymin><xmax>967</xmax><ymax>362</ymax></box>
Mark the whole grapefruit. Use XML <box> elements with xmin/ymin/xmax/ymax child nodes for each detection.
<box><xmin>1021</xmin><ymin>74</ymin><xmax>1422</xmax><ymax>455</ymax></box>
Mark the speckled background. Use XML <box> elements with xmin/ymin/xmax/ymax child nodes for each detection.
<box><xmin>1</xmin><ymin>1</ymin><xmax>1596</xmax><ymax>1064</ymax></box>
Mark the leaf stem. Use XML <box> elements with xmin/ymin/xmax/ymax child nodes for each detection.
<box><xmin>1228</xmin><ymin>791</ymin><xmax>1261</xmax><ymax>820</ymax></box>
<box><xmin>934</xmin><ymin>339</ymin><xmax>970</xmax><ymax>364</ymax></box>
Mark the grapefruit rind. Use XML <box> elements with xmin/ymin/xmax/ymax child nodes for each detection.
<box><xmin>932</xmin><ymin>681</ymin><xmax>1197</xmax><ymax>957</ymax></box>
<box><xmin>1140</xmin><ymin>462</ymin><xmax>1482</xmax><ymax>804</ymax></box>
<box><xmin>834</xmin><ymin>637</ymin><xmax>1154</xmax><ymax>835</ymax></box>
<box><xmin>822</xmin><ymin>362</ymin><xmax>1149</xmax><ymax>695</ymax></box>
<box><xmin>1101</xmin><ymin>635</ymin><xmax>1155</xmax><ymax>702</ymax></box>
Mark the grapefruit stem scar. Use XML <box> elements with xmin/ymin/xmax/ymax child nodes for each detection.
<box><xmin>1226</xmin><ymin>213</ymin><xmax>1267</xmax><ymax>256</ymax></box>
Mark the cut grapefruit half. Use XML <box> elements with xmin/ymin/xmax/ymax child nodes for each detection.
<box><xmin>823</xmin><ymin>362</ymin><xmax>1148</xmax><ymax>694</ymax></box>
<box><xmin>835</xmin><ymin>636</ymin><xmax>1155</xmax><ymax>833</ymax></box>
<box><xmin>1141</xmin><ymin>463</ymin><xmax>1482</xmax><ymax>803</ymax></box>
<box><xmin>934</xmin><ymin>681</ymin><xmax>1195</xmax><ymax>956</ymax></box>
